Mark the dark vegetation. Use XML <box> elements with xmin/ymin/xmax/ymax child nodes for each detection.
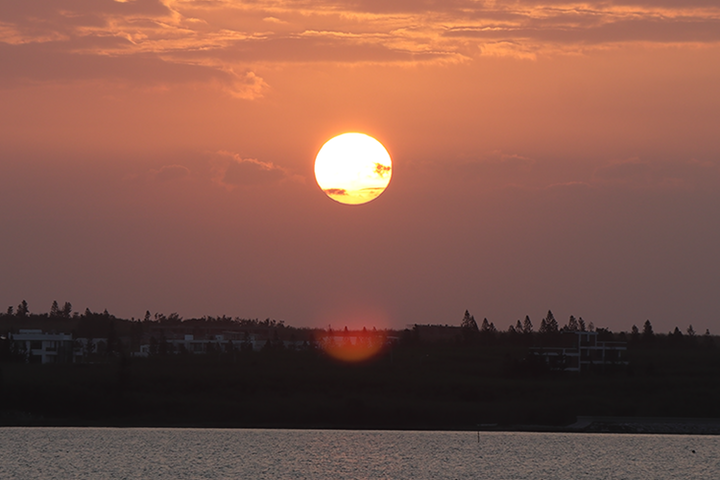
<box><xmin>1</xmin><ymin>301</ymin><xmax>719</xmax><ymax>429</ymax></box>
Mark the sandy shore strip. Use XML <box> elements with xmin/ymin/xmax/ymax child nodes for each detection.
<box><xmin>566</xmin><ymin>416</ymin><xmax>720</xmax><ymax>435</ymax></box>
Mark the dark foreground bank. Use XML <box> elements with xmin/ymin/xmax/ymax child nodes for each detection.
<box><xmin>2</xmin><ymin>344</ymin><xmax>720</xmax><ymax>432</ymax></box>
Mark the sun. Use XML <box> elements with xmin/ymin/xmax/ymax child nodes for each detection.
<box><xmin>314</xmin><ymin>133</ymin><xmax>392</xmax><ymax>205</ymax></box>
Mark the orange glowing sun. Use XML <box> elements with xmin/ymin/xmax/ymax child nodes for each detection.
<box><xmin>314</xmin><ymin>133</ymin><xmax>392</xmax><ymax>205</ymax></box>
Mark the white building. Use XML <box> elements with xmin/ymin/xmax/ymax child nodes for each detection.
<box><xmin>531</xmin><ymin>331</ymin><xmax>628</xmax><ymax>372</ymax></box>
<box><xmin>11</xmin><ymin>329</ymin><xmax>75</xmax><ymax>364</ymax></box>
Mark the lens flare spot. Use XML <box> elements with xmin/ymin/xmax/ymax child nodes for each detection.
<box><xmin>317</xmin><ymin>328</ymin><xmax>388</xmax><ymax>363</ymax></box>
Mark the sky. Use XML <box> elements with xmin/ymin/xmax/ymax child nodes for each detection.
<box><xmin>1</xmin><ymin>0</ymin><xmax>719</xmax><ymax>334</ymax></box>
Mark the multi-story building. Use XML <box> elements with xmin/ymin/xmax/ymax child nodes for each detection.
<box><xmin>531</xmin><ymin>331</ymin><xmax>628</xmax><ymax>372</ymax></box>
<box><xmin>11</xmin><ymin>329</ymin><xmax>75</xmax><ymax>364</ymax></box>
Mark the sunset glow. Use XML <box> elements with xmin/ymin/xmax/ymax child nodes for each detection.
<box><xmin>1</xmin><ymin>0</ymin><xmax>719</xmax><ymax>333</ymax></box>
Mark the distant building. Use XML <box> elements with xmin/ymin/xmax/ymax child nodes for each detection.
<box><xmin>411</xmin><ymin>324</ymin><xmax>462</xmax><ymax>343</ymax></box>
<box><xmin>531</xmin><ymin>331</ymin><xmax>628</xmax><ymax>373</ymax></box>
<box><xmin>74</xmin><ymin>337</ymin><xmax>108</xmax><ymax>360</ymax></box>
<box><xmin>136</xmin><ymin>332</ymin><xmax>260</xmax><ymax>356</ymax></box>
<box><xmin>11</xmin><ymin>329</ymin><xmax>75</xmax><ymax>364</ymax></box>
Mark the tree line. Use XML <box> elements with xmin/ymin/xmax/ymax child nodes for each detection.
<box><xmin>453</xmin><ymin>309</ymin><xmax>714</xmax><ymax>349</ymax></box>
<box><xmin>1</xmin><ymin>300</ymin><xmax>716</xmax><ymax>353</ymax></box>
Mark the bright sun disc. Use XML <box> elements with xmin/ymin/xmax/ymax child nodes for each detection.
<box><xmin>315</xmin><ymin>133</ymin><xmax>392</xmax><ymax>205</ymax></box>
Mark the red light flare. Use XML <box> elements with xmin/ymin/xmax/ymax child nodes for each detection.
<box><xmin>317</xmin><ymin>327</ymin><xmax>388</xmax><ymax>363</ymax></box>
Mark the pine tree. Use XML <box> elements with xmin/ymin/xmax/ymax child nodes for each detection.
<box><xmin>522</xmin><ymin>315</ymin><xmax>533</xmax><ymax>334</ymax></box>
<box><xmin>545</xmin><ymin>310</ymin><xmax>559</xmax><ymax>333</ymax></box>
<box><xmin>50</xmin><ymin>300</ymin><xmax>60</xmax><ymax>318</ymax></box>
<box><xmin>566</xmin><ymin>315</ymin><xmax>579</xmax><ymax>331</ymax></box>
<box><xmin>642</xmin><ymin>320</ymin><xmax>654</xmax><ymax>342</ymax></box>
<box><xmin>460</xmin><ymin>310</ymin><xmax>479</xmax><ymax>331</ymax></box>
<box><xmin>480</xmin><ymin>318</ymin><xmax>497</xmax><ymax>332</ymax></box>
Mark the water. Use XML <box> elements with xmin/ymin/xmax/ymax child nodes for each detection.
<box><xmin>0</xmin><ymin>428</ymin><xmax>718</xmax><ymax>479</ymax></box>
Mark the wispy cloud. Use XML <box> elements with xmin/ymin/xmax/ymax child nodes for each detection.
<box><xmin>149</xmin><ymin>164</ymin><xmax>191</xmax><ymax>182</ymax></box>
<box><xmin>592</xmin><ymin>157</ymin><xmax>720</xmax><ymax>190</ymax></box>
<box><xmin>210</xmin><ymin>151</ymin><xmax>292</xmax><ymax>190</ymax></box>
<box><xmin>2</xmin><ymin>0</ymin><xmax>718</xmax><ymax>93</ymax></box>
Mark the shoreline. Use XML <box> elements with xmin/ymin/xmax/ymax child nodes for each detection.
<box><xmin>3</xmin><ymin>414</ymin><xmax>720</xmax><ymax>435</ymax></box>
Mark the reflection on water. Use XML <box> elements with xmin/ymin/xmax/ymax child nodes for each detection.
<box><xmin>0</xmin><ymin>428</ymin><xmax>718</xmax><ymax>479</ymax></box>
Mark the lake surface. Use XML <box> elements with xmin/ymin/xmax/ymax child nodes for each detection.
<box><xmin>1</xmin><ymin>428</ymin><xmax>718</xmax><ymax>479</ymax></box>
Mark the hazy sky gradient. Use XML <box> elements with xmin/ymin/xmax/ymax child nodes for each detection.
<box><xmin>1</xmin><ymin>0</ymin><xmax>719</xmax><ymax>333</ymax></box>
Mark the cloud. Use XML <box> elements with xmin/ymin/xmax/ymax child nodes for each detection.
<box><xmin>454</xmin><ymin>151</ymin><xmax>536</xmax><ymax>174</ymax></box>
<box><xmin>546</xmin><ymin>181</ymin><xmax>593</xmax><ymax>190</ymax></box>
<box><xmin>149</xmin><ymin>164</ymin><xmax>190</xmax><ymax>182</ymax></box>
<box><xmin>324</xmin><ymin>188</ymin><xmax>348</xmax><ymax>196</ymax></box>
<box><xmin>210</xmin><ymin>151</ymin><xmax>291</xmax><ymax>190</ymax></box>
<box><xmin>1</xmin><ymin>0</ymin><xmax>719</xmax><ymax>94</ymax></box>
<box><xmin>0</xmin><ymin>41</ymin><xmax>267</xmax><ymax>98</ymax></box>
<box><xmin>592</xmin><ymin>157</ymin><xmax>720</xmax><ymax>190</ymax></box>
<box><xmin>374</xmin><ymin>163</ymin><xmax>391</xmax><ymax>178</ymax></box>
<box><xmin>446</xmin><ymin>17</ymin><xmax>720</xmax><ymax>45</ymax></box>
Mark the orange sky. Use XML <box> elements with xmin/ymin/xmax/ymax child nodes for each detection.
<box><xmin>1</xmin><ymin>0</ymin><xmax>719</xmax><ymax>333</ymax></box>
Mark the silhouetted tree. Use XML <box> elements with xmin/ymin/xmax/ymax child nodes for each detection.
<box><xmin>642</xmin><ymin>320</ymin><xmax>654</xmax><ymax>343</ymax></box>
<box><xmin>16</xmin><ymin>300</ymin><xmax>28</xmax><ymax>317</ymax></box>
<box><xmin>687</xmin><ymin>325</ymin><xmax>696</xmax><ymax>336</ymax></box>
<box><xmin>578</xmin><ymin>317</ymin><xmax>586</xmax><ymax>332</ymax></box>
<box><xmin>460</xmin><ymin>310</ymin><xmax>479</xmax><ymax>343</ymax></box>
<box><xmin>596</xmin><ymin>327</ymin><xmax>613</xmax><ymax>341</ymax></box>
<box><xmin>6</xmin><ymin>306</ymin><xmax>13</xmax><ymax>316</ymax></box>
<box><xmin>522</xmin><ymin>316</ymin><xmax>533</xmax><ymax>334</ymax></box>
<box><xmin>703</xmin><ymin>329</ymin><xmax>715</xmax><ymax>349</ymax></box>
<box><xmin>50</xmin><ymin>300</ymin><xmax>60</xmax><ymax>318</ymax></box>
<box><xmin>480</xmin><ymin>318</ymin><xmax>497</xmax><ymax>345</ymax></box>
<box><xmin>460</xmin><ymin>310</ymin><xmax>479</xmax><ymax>331</ymax></box>
<box><xmin>564</xmin><ymin>315</ymin><xmax>579</xmax><ymax>331</ymax></box>
<box><xmin>668</xmin><ymin>326</ymin><xmax>684</xmax><ymax>348</ymax></box>
<box><xmin>539</xmin><ymin>310</ymin><xmax>558</xmax><ymax>334</ymax></box>
<box><xmin>61</xmin><ymin>302</ymin><xmax>72</xmax><ymax>318</ymax></box>
<box><xmin>630</xmin><ymin>325</ymin><xmax>640</xmax><ymax>344</ymax></box>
